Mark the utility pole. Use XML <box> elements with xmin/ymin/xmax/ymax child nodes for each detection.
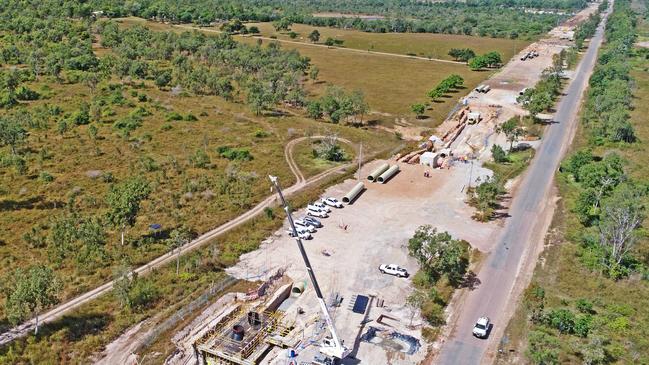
<box><xmin>468</xmin><ymin>159</ymin><xmax>474</xmax><ymax>189</ymax></box>
<box><xmin>357</xmin><ymin>142</ymin><xmax>363</xmax><ymax>181</ymax></box>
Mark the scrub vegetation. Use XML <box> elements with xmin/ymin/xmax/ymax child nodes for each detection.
<box><xmin>498</xmin><ymin>2</ymin><xmax>649</xmax><ymax>364</ymax></box>
<box><xmin>91</xmin><ymin>0</ymin><xmax>585</xmax><ymax>39</ymax></box>
<box><xmin>0</xmin><ymin>1</ymin><xmax>398</xmax><ymax>361</ymax></box>
<box><xmin>406</xmin><ymin>226</ymin><xmax>472</xmax><ymax>341</ymax></box>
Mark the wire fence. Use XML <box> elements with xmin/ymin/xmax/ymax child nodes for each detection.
<box><xmin>133</xmin><ymin>276</ymin><xmax>239</xmax><ymax>353</ymax></box>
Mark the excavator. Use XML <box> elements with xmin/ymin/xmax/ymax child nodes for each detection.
<box><xmin>269</xmin><ymin>176</ymin><xmax>350</xmax><ymax>364</ymax></box>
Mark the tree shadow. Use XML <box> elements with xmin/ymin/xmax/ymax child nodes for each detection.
<box><xmin>142</xmin><ymin>226</ymin><xmax>176</xmax><ymax>241</ymax></box>
<box><xmin>534</xmin><ymin>119</ymin><xmax>559</xmax><ymax>125</ymax></box>
<box><xmin>0</xmin><ymin>196</ymin><xmax>64</xmax><ymax>211</ymax></box>
<box><xmin>0</xmin><ymin>312</ymin><xmax>112</xmax><ymax>355</ymax></box>
<box><xmin>459</xmin><ymin>271</ymin><xmax>481</xmax><ymax>290</ymax></box>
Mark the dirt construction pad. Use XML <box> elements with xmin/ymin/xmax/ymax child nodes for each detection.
<box><xmin>227</xmin><ymin>159</ymin><xmax>502</xmax><ymax>364</ymax></box>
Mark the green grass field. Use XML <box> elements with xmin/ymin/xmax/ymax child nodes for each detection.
<box><xmin>243</xmin><ymin>22</ymin><xmax>530</xmax><ymax>62</ymax></box>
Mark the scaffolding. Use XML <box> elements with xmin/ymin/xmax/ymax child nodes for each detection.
<box><xmin>196</xmin><ymin>305</ymin><xmax>297</xmax><ymax>365</ymax></box>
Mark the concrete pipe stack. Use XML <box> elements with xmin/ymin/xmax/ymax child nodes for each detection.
<box><xmin>342</xmin><ymin>182</ymin><xmax>365</xmax><ymax>204</ymax></box>
<box><xmin>377</xmin><ymin>165</ymin><xmax>400</xmax><ymax>183</ymax></box>
<box><xmin>367</xmin><ymin>163</ymin><xmax>390</xmax><ymax>182</ymax></box>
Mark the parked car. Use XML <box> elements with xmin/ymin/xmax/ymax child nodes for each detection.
<box><xmin>303</xmin><ymin>216</ymin><xmax>323</xmax><ymax>228</ymax></box>
<box><xmin>322</xmin><ymin>197</ymin><xmax>343</xmax><ymax>208</ymax></box>
<box><xmin>310</xmin><ymin>202</ymin><xmax>331</xmax><ymax>213</ymax></box>
<box><xmin>294</xmin><ymin>219</ymin><xmax>316</xmax><ymax>232</ymax></box>
<box><xmin>378</xmin><ymin>264</ymin><xmax>409</xmax><ymax>278</ymax></box>
<box><xmin>286</xmin><ymin>229</ymin><xmax>312</xmax><ymax>240</ymax></box>
<box><xmin>472</xmin><ymin>317</ymin><xmax>490</xmax><ymax>338</ymax></box>
<box><xmin>307</xmin><ymin>208</ymin><xmax>328</xmax><ymax>218</ymax></box>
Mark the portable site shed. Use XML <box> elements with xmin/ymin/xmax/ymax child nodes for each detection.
<box><xmin>420</xmin><ymin>152</ymin><xmax>436</xmax><ymax>167</ymax></box>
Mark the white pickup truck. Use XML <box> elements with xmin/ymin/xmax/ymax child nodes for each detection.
<box><xmin>472</xmin><ymin>317</ymin><xmax>490</xmax><ymax>338</ymax></box>
<box><xmin>378</xmin><ymin>264</ymin><xmax>409</xmax><ymax>278</ymax></box>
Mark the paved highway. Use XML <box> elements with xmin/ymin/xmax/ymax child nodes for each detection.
<box><xmin>435</xmin><ymin>5</ymin><xmax>611</xmax><ymax>365</ymax></box>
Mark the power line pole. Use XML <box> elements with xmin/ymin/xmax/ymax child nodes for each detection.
<box><xmin>357</xmin><ymin>142</ymin><xmax>363</xmax><ymax>181</ymax></box>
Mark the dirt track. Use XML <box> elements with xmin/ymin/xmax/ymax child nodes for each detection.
<box><xmin>0</xmin><ymin>136</ymin><xmax>361</xmax><ymax>348</ymax></box>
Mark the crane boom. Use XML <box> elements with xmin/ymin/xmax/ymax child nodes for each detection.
<box><xmin>268</xmin><ymin>176</ymin><xmax>348</xmax><ymax>360</ymax></box>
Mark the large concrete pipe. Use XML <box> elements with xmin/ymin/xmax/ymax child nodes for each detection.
<box><xmin>377</xmin><ymin>165</ymin><xmax>400</xmax><ymax>183</ymax></box>
<box><xmin>342</xmin><ymin>182</ymin><xmax>365</xmax><ymax>204</ymax></box>
<box><xmin>291</xmin><ymin>282</ymin><xmax>306</xmax><ymax>297</ymax></box>
<box><xmin>367</xmin><ymin>163</ymin><xmax>389</xmax><ymax>182</ymax></box>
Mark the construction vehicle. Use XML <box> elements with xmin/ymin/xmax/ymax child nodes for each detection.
<box><xmin>269</xmin><ymin>176</ymin><xmax>350</xmax><ymax>361</ymax></box>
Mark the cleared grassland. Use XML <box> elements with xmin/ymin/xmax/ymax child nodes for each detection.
<box><xmin>243</xmin><ymin>22</ymin><xmax>530</xmax><ymax>62</ymax></box>
<box><xmin>118</xmin><ymin>18</ymin><xmax>505</xmax><ymax>127</ymax></box>
<box><xmin>235</xmin><ymin>34</ymin><xmax>494</xmax><ymax>126</ymax></box>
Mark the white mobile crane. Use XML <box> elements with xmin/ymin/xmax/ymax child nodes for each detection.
<box><xmin>269</xmin><ymin>176</ymin><xmax>350</xmax><ymax>362</ymax></box>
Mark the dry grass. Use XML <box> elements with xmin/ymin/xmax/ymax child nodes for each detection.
<box><xmin>243</xmin><ymin>22</ymin><xmax>530</xmax><ymax>62</ymax></box>
<box><xmin>292</xmin><ymin>138</ymin><xmax>357</xmax><ymax>178</ymax></box>
<box><xmin>119</xmin><ymin>18</ymin><xmax>506</xmax><ymax>127</ymax></box>
<box><xmin>0</xmin><ymin>75</ymin><xmax>396</xmax><ymax>308</ymax></box>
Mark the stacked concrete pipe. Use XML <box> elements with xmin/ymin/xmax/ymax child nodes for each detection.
<box><xmin>377</xmin><ymin>165</ymin><xmax>400</xmax><ymax>183</ymax></box>
<box><xmin>367</xmin><ymin>163</ymin><xmax>390</xmax><ymax>182</ymax></box>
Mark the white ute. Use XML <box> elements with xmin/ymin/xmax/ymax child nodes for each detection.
<box><xmin>306</xmin><ymin>208</ymin><xmax>328</xmax><ymax>218</ymax></box>
<box><xmin>322</xmin><ymin>197</ymin><xmax>343</xmax><ymax>208</ymax></box>
<box><xmin>294</xmin><ymin>219</ymin><xmax>317</xmax><ymax>232</ymax></box>
<box><xmin>472</xmin><ymin>317</ymin><xmax>490</xmax><ymax>338</ymax></box>
<box><xmin>286</xmin><ymin>228</ymin><xmax>312</xmax><ymax>240</ymax></box>
<box><xmin>378</xmin><ymin>264</ymin><xmax>409</xmax><ymax>278</ymax></box>
<box><xmin>310</xmin><ymin>202</ymin><xmax>331</xmax><ymax>213</ymax></box>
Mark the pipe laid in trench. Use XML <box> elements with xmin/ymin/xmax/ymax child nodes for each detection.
<box><xmin>367</xmin><ymin>163</ymin><xmax>390</xmax><ymax>182</ymax></box>
<box><xmin>377</xmin><ymin>165</ymin><xmax>400</xmax><ymax>183</ymax></box>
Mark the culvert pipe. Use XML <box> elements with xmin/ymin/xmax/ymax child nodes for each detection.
<box><xmin>291</xmin><ymin>282</ymin><xmax>306</xmax><ymax>297</ymax></box>
<box><xmin>367</xmin><ymin>163</ymin><xmax>390</xmax><ymax>182</ymax></box>
<box><xmin>342</xmin><ymin>182</ymin><xmax>365</xmax><ymax>204</ymax></box>
<box><xmin>377</xmin><ymin>165</ymin><xmax>400</xmax><ymax>183</ymax></box>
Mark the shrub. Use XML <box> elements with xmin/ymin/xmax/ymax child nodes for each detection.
<box><xmin>15</xmin><ymin>86</ymin><xmax>39</xmax><ymax>101</ymax></box>
<box><xmin>217</xmin><ymin>146</ymin><xmax>252</xmax><ymax>161</ymax></box>
<box><xmin>491</xmin><ymin>144</ymin><xmax>508</xmax><ymax>163</ymax></box>
<box><xmin>545</xmin><ymin>308</ymin><xmax>576</xmax><ymax>334</ymax></box>
<box><xmin>421</xmin><ymin>299</ymin><xmax>445</xmax><ymax>326</ymax></box>
<box><xmin>39</xmin><ymin>171</ymin><xmax>54</xmax><ymax>182</ymax></box>
<box><xmin>165</xmin><ymin>111</ymin><xmax>183</xmax><ymax>121</ymax></box>
<box><xmin>263</xmin><ymin>207</ymin><xmax>275</xmax><ymax>219</ymax></box>
<box><xmin>313</xmin><ymin>137</ymin><xmax>347</xmax><ymax>162</ymax></box>
<box><xmin>113</xmin><ymin>116</ymin><xmax>142</xmax><ymax>136</ymax></box>
<box><xmin>189</xmin><ymin>149</ymin><xmax>211</xmax><ymax>168</ymax></box>
<box><xmin>128</xmin><ymin>278</ymin><xmax>159</xmax><ymax>312</ymax></box>
<box><xmin>138</xmin><ymin>156</ymin><xmax>159</xmax><ymax>172</ymax></box>
<box><xmin>527</xmin><ymin>330</ymin><xmax>560</xmax><ymax>365</ymax></box>
<box><xmin>254</xmin><ymin>129</ymin><xmax>270</xmax><ymax>138</ymax></box>
<box><xmin>576</xmin><ymin>298</ymin><xmax>594</xmax><ymax>313</ymax></box>
<box><xmin>70</xmin><ymin>109</ymin><xmax>90</xmax><ymax>125</ymax></box>
<box><xmin>574</xmin><ymin>314</ymin><xmax>592</xmax><ymax>337</ymax></box>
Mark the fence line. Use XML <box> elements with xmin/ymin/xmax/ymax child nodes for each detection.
<box><xmin>134</xmin><ymin>276</ymin><xmax>239</xmax><ymax>352</ymax></box>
